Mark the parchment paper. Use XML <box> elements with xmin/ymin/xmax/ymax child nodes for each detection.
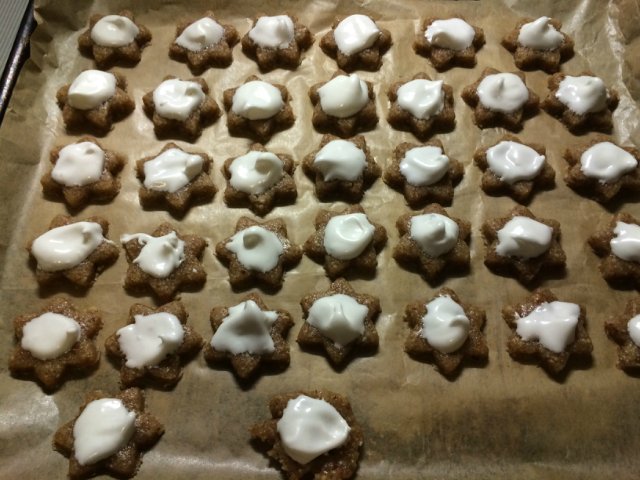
<box><xmin>1</xmin><ymin>0</ymin><xmax>640</xmax><ymax>479</ymax></box>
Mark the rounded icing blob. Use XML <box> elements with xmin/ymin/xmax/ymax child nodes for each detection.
<box><xmin>323</xmin><ymin>213</ymin><xmax>375</xmax><ymax>260</ymax></box>
<box><xmin>175</xmin><ymin>17</ymin><xmax>224</xmax><ymax>51</ymax></box>
<box><xmin>21</xmin><ymin>312</ymin><xmax>81</xmax><ymax>360</ymax></box>
<box><xmin>248</xmin><ymin>15</ymin><xmax>295</xmax><ymax>48</ymax></box>
<box><xmin>153</xmin><ymin>79</ymin><xmax>205</xmax><ymax>121</ymax></box>
<box><xmin>117</xmin><ymin>312</ymin><xmax>184</xmax><ymax>368</ymax></box>
<box><xmin>120</xmin><ymin>232</ymin><xmax>185</xmax><ymax>278</ymax></box>
<box><xmin>516</xmin><ymin>301</ymin><xmax>580</xmax><ymax>353</ymax></box>
<box><xmin>579</xmin><ymin>142</ymin><xmax>637</xmax><ymax>183</ymax></box>
<box><xmin>226</xmin><ymin>226</ymin><xmax>284</xmax><ymax>272</ymax></box>
<box><xmin>421</xmin><ymin>295</ymin><xmax>470</xmax><ymax>353</ymax></box>
<box><xmin>555</xmin><ymin>75</ymin><xmax>608</xmax><ymax>115</ymax></box>
<box><xmin>486</xmin><ymin>141</ymin><xmax>546</xmax><ymax>184</ymax></box>
<box><xmin>425</xmin><ymin>18</ymin><xmax>475</xmax><ymax>50</ymax></box>
<box><xmin>210</xmin><ymin>300</ymin><xmax>278</xmax><ymax>354</ymax></box>
<box><xmin>73</xmin><ymin>398</ymin><xmax>136</xmax><ymax>465</ymax></box>
<box><xmin>397</xmin><ymin>79</ymin><xmax>444</xmax><ymax>119</ymax></box>
<box><xmin>410</xmin><ymin>213</ymin><xmax>459</xmax><ymax>257</ymax></box>
<box><xmin>627</xmin><ymin>314</ymin><xmax>640</xmax><ymax>347</ymax></box>
<box><xmin>399</xmin><ymin>146</ymin><xmax>450</xmax><ymax>186</ymax></box>
<box><xmin>318</xmin><ymin>74</ymin><xmax>369</xmax><ymax>118</ymax></box>
<box><xmin>477</xmin><ymin>73</ymin><xmax>529</xmax><ymax>113</ymax></box>
<box><xmin>313</xmin><ymin>140</ymin><xmax>366</xmax><ymax>181</ymax></box>
<box><xmin>518</xmin><ymin>17</ymin><xmax>563</xmax><ymax>50</ymax></box>
<box><xmin>610</xmin><ymin>221</ymin><xmax>640</xmax><ymax>262</ymax></box>
<box><xmin>276</xmin><ymin>395</ymin><xmax>351</xmax><ymax>465</ymax></box>
<box><xmin>229</xmin><ymin>151</ymin><xmax>284</xmax><ymax>194</ymax></box>
<box><xmin>32</xmin><ymin>222</ymin><xmax>106</xmax><ymax>272</ymax></box>
<box><xmin>143</xmin><ymin>148</ymin><xmax>204</xmax><ymax>193</ymax></box>
<box><xmin>307</xmin><ymin>294</ymin><xmax>368</xmax><ymax>346</ymax></box>
<box><xmin>67</xmin><ymin>70</ymin><xmax>117</xmax><ymax>110</ymax></box>
<box><xmin>231</xmin><ymin>81</ymin><xmax>284</xmax><ymax>120</ymax></box>
<box><xmin>52</xmin><ymin>142</ymin><xmax>105</xmax><ymax>187</ymax></box>
<box><xmin>333</xmin><ymin>14</ymin><xmax>380</xmax><ymax>55</ymax></box>
<box><xmin>90</xmin><ymin>15</ymin><xmax>139</xmax><ymax>47</ymax></box>
<box><xmin>495</xmin><ymin>216</ymin><xmax>552</xmax><ymax>259</ymax></box>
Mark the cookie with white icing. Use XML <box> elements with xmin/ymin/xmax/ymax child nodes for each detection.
<box><xmin>461</xmin><ymin>68</ymin><xmax>539</xmax><ymax>131</ymax></box>
<box><xmin>605</xmin><ymin>297</ymin><xmax>640</xmax><ymax>371</ymax></box>
<box><xmin>309</xmin><ymin>70</ymin><xmax>377</xmax><ymax>138</ymax></box>
<box><xmin>413</xmin><ymin>17</ymin><xmax>484</xmax><ymax>71</ymax></box>
<box><xmin>384</xmin><ymin>140</ymin><xmax>464</xmax><ymax>208</ymax></box>
<box><xmin>105</xmin><ymin>300</ymin><xmax>203</xmax><ymax>389</ymax></box>
<box><xmin>215</xmin><ymin>216</ymin><xmax>302</xmax><ymax>291</ymax></box>
<box><xmin>404</xmin><ymin>287</ymin><xmax>488</xmax><ymax>376</ymax></box>
<box><xmin>241</xmin><ymin>14</ymin><xmax>313</xmax><ymax>71</ymax></box>
<box><xmin>222</xmin><ymin>143</ymin><xmax>297</xmax><ymax>216</ymax></box>
<box><xmin>541</xmin><ymin>71</ymin><xmax>619</xmax><ymax>133</ymax></box>
<box><xmin>223</xmin><ymin>75</ymin><xmax>295</xmax><ymax>143</ymax></box>
<box><xmin>473</xmin><ymin>134</ymin><xmax>555</xmax><ymax>203</ymax></box>
<box><xmin>136</xmin><ymin>142</ymin><xmax>216</xmax><ymax>215</ymax></box>
<box><xmin>302</xmin><ymin>134</ymin><xmax>380</xmax><ymax>202</ymax></box>
<box><xmin>56</xmin><ymin>70</ymin><xmax>134</xmax><ymax>135</ymax></box>
<box><xmin>121</xmin><ymin>223</ymin><xmax>207</xmax><ymax>302</ymax></box>
<box><xmin>41</xmin><ymin>137</ymin><xmax>125</xmax><ymax>210</ymax></box>
<box><xmin>320</xmin><ymin>14</ymin><xmax>391</xmax><ymax>71</ymax></box>
<box><xmin>143</xmin><ymin>76</ymin><xmax>220</xmax><ymax>141</ymax></box>
<box><xmin>501</xmin><ymin>16</ymin><xmax>574</xmax><ymax>73</ymax></box>
<box><xmin>503</xmin><ymin>288</ymin><xmax>592</xmax><ymax>374</ymax></box>
<box><xmin>169</xmin><ymin>12</ymin><xmax>239</xmax><ymax>73</ymax></box>
<box><xmin>387</xmin><ymin>72</ymin><xmax>455</xmax><ymax>140</ymax></box>
<box><xmin>77</xmin><ymin>10</ymin><xmax>152</xmax><ymax>69</ymax></box>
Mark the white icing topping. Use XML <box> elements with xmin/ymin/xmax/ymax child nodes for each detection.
<box><xmin>73</xmin><ymin>398</ymin><xmax>136</xmax><ymax>466</ymax></box>
<box><xmin>318</xmin><ymin>74</ymin><xmax>369</xmax><ymax>118</ymax></box>
<box><xmin>307</xmin><ymin>294</ymin><xmax>368</xmax><ymax>347</ymax></box>
<box><xmin>143</xmin><ymin>148</ymin><xmax>204</xmax><ymax>193</ymax></box>
<box><xmin>333</xmin><ymin>14</ymin><xmax>380</xmax><ymax>55</ymax></box>
<box><xmin>117</xmin><ymin>312</ymin><xmax>184</xmax><ymax>368</ymax></box>
<box><xmin>21</xmin><ymin>313</ymin><xmax>81</xmax><ymax>360</ymax></box>
<box><xmin>397</xmin><ymin>79</ymin><xmax>444</xmax><ymax>119</ymax></box>
<box><xmin>516</xmin><ymin>301</ymin><xmax>580</xmax><ymax>353</ymax></box>
<box><xmin>229</xmin><ymin>151</ymin><xmax>284</xmax><ymax>194</ymax></box>
<box><xmin>555</xmin><ymin>76</ymin><xmax>608</xmax><ymax>115</ymax></box>
<box><xmin>32</xmin><ymin>222</ymin><xmax>106</xmax><ymax>272</ymax></box>
<box><xmin>496</xmin><ymin>216</ymin><xmax>552</xmax><ymax>259</ymax></box>
<box><xmin>477</xmin><ymin>73</ymin><xmax>529</xmax><ymax>113</ymax></box>
<box><xmin>410</xmin><ymin>213</ymin><xmax>459</xmax><ymax>257</ymax></box>
<box><xmin>421</xmin><ymin>295</ymin><xmax>470</xmax><ymax>354</ymax></box>
<box><xmin>518</xmin><ymin>17</ymin><xmax>564</xmax><ymax>50</ymax></box>
<box><xmin>627</xmin><ymin>314</ymin><xmax>640</xmax><ymax>347</ymax></box>
<box><xmin>231</xmin><ymin>80</ymin><xmax>284</xmax><ymax>120</ymax></box>
<box><xmin>67</xmin><ymin>70</ymin><xmax>117</xmax><ymax>110</ymax></box>
<box><xmin>90</xmin><ymin>15</ymin><xmax>139</xmax><ymax>47</ymax></box>
<box><xmin>120</xmin><ymin>232</ymin><xmax>185</xmax><ymax>278</ymax></box>
<box><xmin>210</xmin><ymin>300</ymin><xmax>278</xmax><ymax>354</ymax></box>
<box><xmin>175</xmin><ymin>17</ymin><xmax>224</xmax><ymax>51</ymax></box>
<box><xmin>248</xmin><ymin>15</ymin><xmax>295</xmax><ymax>49</ymax></box>
<box><xmin>486</xmin><ymin>141</ymin><xmax>546</xmax><ymax>184</ymax></box>
<box><xmin>579</xmin><ymin>142</ymin><xmax>637</xmax><ymax>183</ymax></box>
<box><xmin>610</xmin><ymin>221</ymin><xmax>640</xmax><ymax>262</ymax></box>
<box><xmin>226</xmin><ymin>226</ymin><xmax>283</xmax><ymax>272</ymax></box>
<box><xmin>399</xmin><ymin>146</ymin><xmax>450</xmax><ymax>186</ymax></box>
<box><xmin>313</xmin><ymin>140</ymin><xmax>366</xmax><ymax>181</ymax></box>
<box><xmin>153</xmin><ymin>79</ymin><xmax>205</xmax><ymax>121</ymax></box>
<box><xmin>52</xmin><ymin>142</ymin><xmax>105</xmax><ymax>187</ymax></box>
<box><xmin>277</xmin><ymin>395</ymin><xmax>351</xmax><ymax>465</ymax></box>
<box><xmin>425</xmin><ymin>18</ymin><xmax>475</xmax><ymax>51</ymax></box>
<box><xmin>323</xmin><ymin>213</ymin><xmax>375</xmax><ymax>260</ymax></box>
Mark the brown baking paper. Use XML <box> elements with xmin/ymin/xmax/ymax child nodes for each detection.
<box><xmin>1</xmin><ymin>0</ymin><xmax>640</xmax><ymax>478</ymax></box>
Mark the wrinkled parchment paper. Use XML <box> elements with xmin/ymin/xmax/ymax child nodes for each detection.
<box><xmin>2</xmin><ymin>0</ymin><xmax>640</xmax><ymax>478</ymax></box>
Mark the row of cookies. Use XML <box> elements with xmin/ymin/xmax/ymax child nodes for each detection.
<box><xmin>79</xmin><ymin>10</ymin><xmax>574</xmax><ymax>75</ymax></box>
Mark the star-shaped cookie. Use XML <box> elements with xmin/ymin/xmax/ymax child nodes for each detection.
<box><xmin>104</xmin><ymin>300</ymin><xmax>203</xmax><ymax>389</ymax></box>
<box><xmin>605</xmin><ymin>297</ymin><xmax>640</xmax><ymax>371</ymax></box>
